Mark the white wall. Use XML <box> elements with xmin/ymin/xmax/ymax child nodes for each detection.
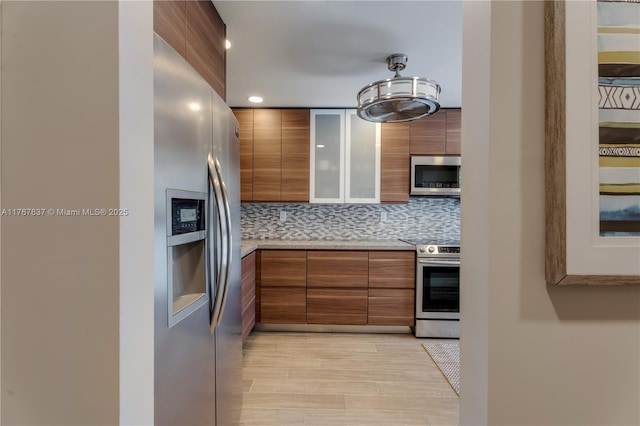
<box><xmin>461</xmin><ymin>1</ymin><xmax>640</xmax><ymax>425</ymax></box>
<box><xmin>1</xmin><ymin>1</ymin><xmax>155</xmax><ymax>424</ymax></box>
<box><xmin>118</xmin><ymin>1</ymin><xmax>155</xmax><ymax>425</ymax></box>
<box><xmin>1</xmin><ymin>1</ymin><xmax>120</xmax><ymax>423</ymax></box>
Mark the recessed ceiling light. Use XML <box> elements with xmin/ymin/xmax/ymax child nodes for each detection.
<box><xmin>248</xmin><ymin>96</ymin><xmax>263</xmax><ymax>103</ymax></box>
<box><xmin>188</xmin><ymin>102</ymin><xmax>202</xmax><ymax>111</ymax></box>
<box><xmin>225</xmin><ymin>39</ymin><xmax>231</xmax><ymax>49</ymax></box>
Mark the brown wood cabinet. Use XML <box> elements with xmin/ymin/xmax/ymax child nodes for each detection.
<box><xmin>445</xmin><ymin>109</ymin><xmax>461</xmax><ymax>155</ymax></box>
<box><xmin>281</xmin><ymin>110</ymin><xmax>310</xmax><ymax>201</ymax></box>
<box><xmin>235</xmin><ymin>109</ymin><xmax>254</xmax><ymax>201</ymax></box>
<box><xmin>153</xmin><ymin>1</ymin><xmax>186</xmax><ymax>57</ymax></box>
<box><xmin>379</xmin><ymin>109</ymin><xmax>461</xmax><ymax>203</ymax></box>
<box><xmin>306</xmin><ymin>251</ymin><xmax>369</xmax><ymax>325</ymax></box>
<box><xmin>306</xmin><ymin>251</ymin><xmax>369</xmax><ymax>288</ymax></box>
<box><xmin>253</xmin><ymin>109</ymin><xmax>282</xmax><ymax>201</ymax></box>
<box><xmin>368</xmin><ymin>289</ymin><xmax>414</xmax><ymax>326</ymax></box>
<box><xmin>255</xmin><ymin>249</ymin><xmax>415</xmax><ymax>327</ymax></box>
<box><xmin>368</xmin><ymin>251</ymin><xmax>415</xmax><ymax>326</ymax></box>
<box><xmin>241</xmin><ymin>252</ymin><xmax>256</xmax><ymax>341</ymax></box>
<box><xmin>368</xmin><ymin>251</ymin><xmax>415</xmax><ymax>289</ymax></box>
<box><xmin>258</xmin><ymin>250</ymin><xmax>307</xmax><ymax>324</ymax></box>
<box><xmin>409</xmin><ymin>109</ymin><xmax>461</xmax><ymax>156</ymax></box>
<box><xmin>153</xmin><ymin>0</ymin><xmax>226</xmax><ymax>100</ymax></box>
<box><xmin>233</xmin><ymin>108</ymin><xmax>310</xmax><ymax>202</ymax></box>
<box><xmin>410</xmin><ymin>110</ymin><xmax>447</xmax><ymax>155</ymax></box>
<box><xmin>380</xmin><ymin>122</ymin><xmax>410</xmax><ymax>203</ymax></box>
<box><xmin>307</xmin><ymin>288</ymin><xmax>368</xmax><ymax>325</ymax></box>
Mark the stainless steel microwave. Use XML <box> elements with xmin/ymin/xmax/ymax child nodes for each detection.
<box><xmin>410</xmin><ymin>156</ymin><xmax>461</xmax><ymax>196</ymax></box>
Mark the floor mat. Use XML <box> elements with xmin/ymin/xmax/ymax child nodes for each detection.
<box><xmin>422</xmin><ymin>341</ymin><xmax>460</xmax><ymax>395</ymax></box>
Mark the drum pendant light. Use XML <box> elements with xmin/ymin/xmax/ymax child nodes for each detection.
<box><xmin>356</xmin><ymin>54</ymin><xmax>441</xmax><ymax>123</ymax></box>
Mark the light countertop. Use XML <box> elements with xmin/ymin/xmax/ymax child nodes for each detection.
<box><xmin>240</xmin><ymin>239</ymin><xmax>415</xmax><ymax>257</ymax></box>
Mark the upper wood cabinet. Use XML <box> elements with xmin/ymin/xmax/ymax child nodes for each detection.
<box><xmin>445</xmin><ymin>109</ymin><xmax>461</xmax><ymax>155</ymax></box>
<box><xmin>282</xmin><ymin>110</ymin><xmax>310</xmax><ymax>201</ymax></box>
<box><xmin>380</xmin><ymin>122</ymin><xmax>410</xmax><ymax>204</ymax></box>
<box><xmin>379</xmin><ymin>109</ymin><xmax>462</xmax><ymax>203</ymax></box>
<box><xmin>235</xmin><ymin>109</ymin><xmax>254</xmax><ymax>200</ymax></box>
<box><xmin>185</xmin><ymin>1</ymin><xmax>226</xmax><ymax>100</ymax></box>
<box><xmin>253</xmin><ymin>109</ymin><xmax>282</xmax><ymax>201</ymax></box>
<box><xmin>233</xmin><ymin>108</ymin><xmax>310</xmax><ymax>202</ymax></box>
<box><xmin>153</xmin><ymin>0</ymin><xmax>226</xmax><ymax>101</ymax></box>
<box><xmin>409</xmin><ymin>109</ymin><xmax>461</xmax><ymax>156</ymax></box>
<box><xmin>236</xmin><ymin>107</ymin><xmax>460</xmax><ymax>203</ymax></box>
<box><xmin>153</xmin><ymin>1</ymin><xmax>186</xmax><ymax>57</ymax></box>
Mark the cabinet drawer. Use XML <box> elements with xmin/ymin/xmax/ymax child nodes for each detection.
<box><xmin>241</xmin><ymin>296</ymin><xmax>255</xmax><ymax>340</ymax></box>
<box><xmin>307</xmin><ymin>288</ymin><xmax>368</xmax><ymax>325</ymax></box>
<box><xmin>241</xmin><ymin>252</ymin><xmax>256</xmax><ymax>307</ymax></box>
<box><xmin>260</xmin><ymin>250</ymin><xmax>307</xmax><ymax>287</ymax></box>
<box><xmin>260</xmin><ymin>288</ymin><xmax>306</xmax><ymax>324</ymax></box>
<box><xmin>368</xmin><ymin>288</ymin><xmax>415</xmax><ymax>326</ymax></box>
<box><xmin>368</xmin><ymin>251</ymin><xmax>415</xmax><ymax>289</ymax></box>
<box><xmin>307</xmin><ymin>250</ymin><xmax>368</xmax><ymax>288</ymax></box>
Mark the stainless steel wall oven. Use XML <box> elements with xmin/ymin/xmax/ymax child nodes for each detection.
<box><xmin>415</xmin><ymin>244</ymin><xmax>460</xmax><ymax>338</ymax></box>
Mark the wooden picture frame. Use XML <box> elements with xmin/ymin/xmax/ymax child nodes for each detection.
<box><xmin>544</xmin><ymin>0</ymin><xmax>640</xmax><ymax>286</ymax></box>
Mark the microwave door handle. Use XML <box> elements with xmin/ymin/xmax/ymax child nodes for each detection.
<box><xmin>208</xmin><ymin>154</ymin><xmax>226</xmax><ymax>330</ymax></box>
<box><xmin>214</xmin><ymin>158</ymin><xmax>232</xmax><ymax>327</ymax></box>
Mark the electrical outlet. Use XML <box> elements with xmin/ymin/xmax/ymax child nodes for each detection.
<box><xmin>279</xmin><ymin>210</ymin><xmax>287</xmax><ymax>222</ymax></box>
<box><xmin>380</xmin><ymin>212</ymin><xmax>388</xmax><ymax>222</ymax></box>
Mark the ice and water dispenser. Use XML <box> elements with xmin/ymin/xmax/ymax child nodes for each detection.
<box><xmin>166</xmin><ymin>189</ymin><xmax>208</xmax><ymax>327</ymax></box>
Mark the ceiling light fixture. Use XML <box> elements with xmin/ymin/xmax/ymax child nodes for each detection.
<box><xmin>356</xmin><ymin>54</ymin><xmax>441</xmax><ymax>123</ymax></box>
<box><xmin>248</xmin><ymin>96</ymin><xmax>263</xmax><ymax>103</ymax></box>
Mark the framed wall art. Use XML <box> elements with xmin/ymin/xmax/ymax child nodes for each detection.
<box><xmin>544</xmin><ymin>0</ymin><xmax>640</xmax><ymax>285</ymax></box>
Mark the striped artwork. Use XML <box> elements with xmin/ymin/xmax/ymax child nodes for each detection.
<box><xmin>598</xmin><ymin>0</ymin><xmax>640</xmax><ymax>236</ymax></box>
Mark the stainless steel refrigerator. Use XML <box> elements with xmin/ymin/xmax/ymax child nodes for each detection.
<box><xmin>153</xmin><ymin>34</ymin><xmax>242</xmax><ymax>426</ymax></box>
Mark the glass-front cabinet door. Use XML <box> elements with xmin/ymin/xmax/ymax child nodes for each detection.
<box><xmin>310</xmin><ymin>110</ymin><xmax>344</xmax><ymax>203</ymax></box>
<box><xmin>310</xmin><ymin>109</ymin><xmax>380</xmax><ymax>203</ymax></box>
<box><xmin>345</xmin><ymin>109</ymin><xmax>380</xmax><ymax>203</ymax></box>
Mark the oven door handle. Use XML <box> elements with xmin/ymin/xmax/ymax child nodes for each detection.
<box><xmin>418</xmin><ymin>259</ymin><xmax>460</xmax><ymax>266</ymax></box>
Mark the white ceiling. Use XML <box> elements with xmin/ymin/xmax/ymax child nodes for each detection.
<box><xmin>213</xmin><ymin>1</ymin><xmax>463</xmax><ymax>109</ymax></box>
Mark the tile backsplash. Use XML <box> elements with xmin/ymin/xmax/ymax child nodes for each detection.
<box><xmin>241</xmin><ymin>197</ymin><xmax>460</xmax><ymax>243</ymax></box>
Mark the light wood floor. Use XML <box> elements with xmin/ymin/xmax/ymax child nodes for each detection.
<box><xmin>240</xmin><ymin>331</ymin><xmax>459</xmax><ymax>426</ymax></box>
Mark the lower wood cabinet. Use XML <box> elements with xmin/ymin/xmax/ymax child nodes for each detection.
<box><xmin>260</xmin><ymin>287</ymin><xmax>306</xmax><ymax>324</ymax></box>
<box><xmin>368</xmin><ymin>251</ymin><xmax>415</xmax><ymax>326</ymax></box>
<box><xmin>255</xmin><ymin>249</ymin><xmax>415</xmax><ymax>327</ymax></box>
<box><xmin>307</xmin><ymin>288</ymin><xmax>368</xmax><ymax>325</ymax></box>
<box><xmin>260</xmin><ymin>250</ymin><xmax>307</xmax><ymax>287</ymax></box>
<box><xmin>257</xmin><ymin>250</ymin><xmax>307</xmax><ymax>324</ymax></box>
<box><xmin>368</xmin><ymin>289</ymin><xmax>414</xmax><ymax>326</ymax></box>
<box><xmin>306</xmin><ymin>250</ymin><xmax>369</xmax><ymax>325</ymax></box>
<box><xmin>306</xmin><ymin>250</ymin><xmax>369</xmax><ymax>288</ymax></box>
<box><xmin>241</xmin><ymin>252</ymin><xmax>256</xmax><ymax>341</ymax></box>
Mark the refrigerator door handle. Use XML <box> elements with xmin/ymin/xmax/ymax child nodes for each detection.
<box><xmin>213</xmin><ymin>157</ymin><xmax>233</xmax><ymax>327</ymax></box>
<box><xmin>208</xmin><ymin>154</ymin><xmax>228</xmax><ymax>330</ymax></box>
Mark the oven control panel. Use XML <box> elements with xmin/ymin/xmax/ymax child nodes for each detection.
<box><xmin>417</xmin><ymin>245</ymin><xmax>460</xmax><ymax>256</ymax></box>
